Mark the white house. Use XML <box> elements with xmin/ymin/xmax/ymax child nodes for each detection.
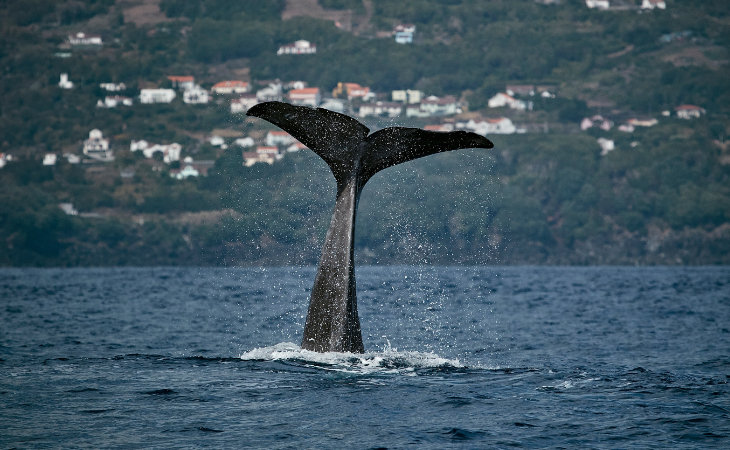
<box><xmin>183</xmin><ymin>85</ymin><xmax>210</xmax><ymax>104</ymax></box>
<box><xmin>83</xmin><ymin>129</ymin><xmax>113</xmax><ymax>161</ymax></box>
<box><xmin>585</xmin><ymin>0</ymin><xmax>610</xmax><ymax>9</ymax></box>
<box><xmin>358</xmin><ymin>101</ymin><xmax>402</xmax><ymax>118</ymax></box>
<box><xmin>394</xmin><ymin>24</ymin><xmax>415</xmax><ymax>44</ymax></box>
<box><xmin>288</xmin><ymin>88</ymin><xmax>321</xmax><ymax>107</ymax></box>
<box><xmin>488</xmin><ymin>92</ymin><xmax>529</xmax><ymax>110</ymax></box>
<box><xmin>0</xmin><ymin>153</ymin><xmax>12</xmax><ymax>168</ymax></box>
<box><xmin>140</xmin><ymin>89</ymin><xmax>176</xmax><ymax>104</ymax></box>
<box><xmin>59</xmin><ymin>203</ymin><xmax>78</xmax><ymax>215</ymax></box>
<box><xmin>581</xmin><ymin>115</ymin><xmax>613</xmax><ymax>131</ymax></box>
<box><xmin>597</xmin><ymin>137</ymin><xmax>615</xmax><ymax>155</ymax></box>
<box><xmin>277</xmin><ymin>40</ymin><xmax>317</xmax><ymax>55</ymax></box>
<box><xmin>212</xmin><ymin>80</ymin><xmax>249</xmax><ymax>94</ymax></box>
<box><xmin>266</xmin><ymin>131</ymin><xmax>296</xmax><ymax>147</ymax></box>
<box><xmin>459</xmin><ymin>118</ymin><xmax>517</xmax><ymax>135</ymax></box>
<box><xmin>256</xmin><ymin>83</ymin><xmax>283</xmax><ymax>102</ymax></box>
<box><xmin>43</xmin><ymin>154</ymin><xmax>57</xmax><ymax>166</ymax></box>
<box><xmin>64</xmin><ymin>153</ymin><xmax>80</xmax><ymax>164</ymax></box>
<box><xmin>230</xmin><ymin>94</ymin><xmax>258</xmax><ymax>113</ymax></box>
<box><xmin>68</xmin><ymin>32</ymin><xmax>102</xmax><ymax>46</ymax></box>
<box><xmin>392</xmin><ymin>89</ymin><xmax>423</xmax><ymax>104</ymax></box>
<box><xmin>675</xmin><ymin>105</ymin><xmax>705</xmax><ymax>119</ymax></box>
<box><xmin>243</xmin><ymin>146</ymin><xmax>283</xmax><ymax>166</ymax></box>
<box><xmin>287</xmin><ymin>142</ymin><xmax>307</xmax><ymax>152</ymax></box>
<box><xmin>130</xmin><ymin>140</ymin><xmax>182</xmax><ymax>163</ymax></box>
<box><xmin>59</xmin><ymin>73</ymin><xmax>74</xmax><ymax>89</ymax></box>
<box><xmin>233</xmin><ymin>137</ymin><xmax>254</xmax><ymax>148</ymax></box>
<box><xmin>209</xmin><ymin>135</ymin><xmax>226</xmax><ymax>147</ymax></box>
<box><xmin>405</xmin><ymin>104</ymin><xmax>430</xmax><ymax>118</ymax></box>
<box><xmin>319</xmin><ymin>98</ymin><xmax>346</xmax><ymax>113</ymax></box>
<box><xmin>420</xmin><ymin>95</ymin><xmax>461</xmax><ymax>116</ymax></box>
<box><xmin>97</xmin><ymin>96</ymin><xmax>133</xmax><ymax>108</ymax></box>
<box><xmin>641</xmin><ymin>0</ymin><xmax>666</xmax><ymax>9</ymax></box>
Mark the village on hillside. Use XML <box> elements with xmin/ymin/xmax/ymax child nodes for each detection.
<box><xmin>2</xmin><ymin>0</ymin><xmax>708</xmax><ymax>183</ymax></box>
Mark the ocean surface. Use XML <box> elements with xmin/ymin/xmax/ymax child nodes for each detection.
<box><xmin>1</xmin><ymin>266</ymin><xmax>728</xmax><ymax>448</ymax></box>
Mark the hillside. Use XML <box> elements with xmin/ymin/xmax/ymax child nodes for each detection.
<box><xmin>1</xmin><ymin>0</ymin><xmax>729</xmax><ymax>266</ymax></box>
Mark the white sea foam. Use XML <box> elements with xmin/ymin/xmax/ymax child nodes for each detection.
<box><xmin>239</xmin><ymin>342</ymin><xmax>464</xmax><ymax>374</ymax></box>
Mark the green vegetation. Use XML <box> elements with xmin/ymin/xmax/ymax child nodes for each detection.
<box><xmin>0</xmin><ymin>0</ymin><xmax>728</xmax><ymax>266</ymax></box>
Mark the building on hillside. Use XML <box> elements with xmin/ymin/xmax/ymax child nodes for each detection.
<box><xmin>234</xmin><ymin>137</ymin><xmax>255</xmax><ymax>148</ymax></box>
<box><xmin>358</xmin><ymin>101</ymin><xmax>402</xmax><ymax>118</ymax></box>
<box><xmin>140</xmin><ymin>88</ymin><xmax>176</xmax><ymax>104</ymax></box>
<box><xmin>167</xmin><ymin>76</ymin><xmax>195</xmax><ymax>90</ymax></box>
<box><xmin>405</xmin><ymin>104</ymin><xmax>429</xmax><ymax>118</ymax></box>
<box><xmin>43</xmin><ymin>154</ymin><xmax>57</xmax><ymax>166</ymax></box>
<box><xmin>392</xmin><ymin>89</ymin><xmax>423</xmax><ymax>104</ymax></box>
<box><xmin>83</xmin><ymin>129</ymin><xmax>113</xmax><ymax>161</ymax></box>
<box><xmin>183</xmin><ymin>86</ymin><xmax>210</xmax><ymax>104</ymax></box>
<box><xmin>97</xmin><ymin>96</ymin><xmax>133</xmax><ymax>108</ymax></box>
<box><xmin>59</xmin><ymin>203</ymin><xmax>78</xmax><ymax>215</ymax></box>
<box><xmin>597</xmin><ymin>137</ymin><xmax>615</xmax><ymax>155</ymax></box>
<box><xmin>488</xmin><ymin>92</ymin><xmax>530</xmax><ymax>110</ymax></box>
<box><xmin>641</xmin><ymin>0</ymin><xmax>666</xmax><ymax>9</ymax></box>
<box><xmin>675</xmin><ymin>105</ymin><xmax>705</xmax><ymax>119</ymax></box>
<box><xmin>256</xmin><ymin>83</ymin><xmax>283</xmax><ymax>102</ymax></box>
<box><xmin>171</xmin><ymin>163</ymin><xmax>199</xmax><ymax>180</ymax></box>
<box><xmin>277</xmin><ymin>40</ymin><xmax>316</xmax><ymax>55</ymax></box>
<box><xmin>419</xmin><ymin>95</ymin><xmax>461</xmax><ymax>116</ymax></box>
<box><xmin>458</xmin><ymin>118</ymin><xmax>517</xmax><ymax>135</ymax></box>
<box><xmin>170</xmin><ymin>158</ymin><xmax>213</xmax><ymax>179</ymax></box>
<box><xmin>266</xmin><ymin>131</ymin><xmax>296</xmax><ymax>147</ymax></box>
<box><xmin>319</xmin><ymin>98</ymin><xmax>346</xmax><ymax>113</ymax></box>
<box><xmin>243</xmin><ymin>146</ymin><xmax>283</xmax><ymax>166</ymax></box>
<box><xmin>230</xmin><ymin>94</ymin><xmax>258</xmax><ymax>113</ymax></box>
<box><xmin>585</xmin><ymin>0</ymin><xmax>610</xmax><ymax>9</ymax></box>
<box><xmin>212</xmin><ymin>80</ymin><xmax>249</xmax><ymax>94</ymax></box>
<box><xmin>288</xmin><ymin>87</ymin><xmax>321</xmax><ymax>107</ymax></box>
<box><xmin>68</xmin><ymin>32</ymin><xmax>102</xmax><ymax>46</ymax></box>
<box><xmin>59</xmin><ymin>73</ymin><xmax>74</xmax><ymax>89</ymax></box>
<box><xmin>332</xmin><ymin>82</ymin><xmax>372</xmax><ymax>101</ymax></box>
<box><xmin>0</xmin><ymin>153</ymin><xmax>12</xmax><ymax>168</ymax></box>
<box><xmin>394</xmin><ymin>24</ymin><xmax>415</xmax><ymax>44</ymax></box>
<box><xmin>130</xmin><ymin>140</ymin><xmax>182</xmax><ymax>163</ymax></box>
<box><xmin>581</xmin><ymin>115</ymin><xmax>613</xmax><ymax>131</ymax></box>
<box><xmin>209</xmin><ymin>135</ymin><xmax>226</xmax><ymax>147</ymax></box>
<box><xmin>287</xmin><ymin>142</ymin><xmax>307</xmax><ymax>152</ymax></box>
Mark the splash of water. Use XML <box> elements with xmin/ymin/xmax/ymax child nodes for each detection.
<box><xmin>239</xmin><ymin>342</ymin><xmax>464</xmax><ymax>374</ymax></box>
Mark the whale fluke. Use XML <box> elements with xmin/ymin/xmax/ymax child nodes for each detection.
<box><xmin>247</xmin><ymin>101</ymin><xmax>493</xmax><ymax>353</ymax></box>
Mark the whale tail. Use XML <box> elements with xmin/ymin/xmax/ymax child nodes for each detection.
<box><xmin>246</xmin><ymin>101</ymin><xmax>493</xmax><ymax>187</ymax></box>
<box><xmin>246</xmin><ymin>101</ymin><xmax>493</xmax><ymax>353</ymax></box>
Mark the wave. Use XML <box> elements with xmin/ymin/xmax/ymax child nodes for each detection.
<box><xmin>239</xmin><ymin>342</ymin><xmax>465</xmax><ymax>374</ymax></box>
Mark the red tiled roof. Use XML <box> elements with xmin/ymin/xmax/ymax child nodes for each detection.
<box><xmin>213</xmin><ymin>80</ymin><xmax>248</xmax><ymax>88</ymax></box>
<box><xmin>290</xmin><ymin>88</ymin><xmax>320</xmax><ymax>95</ymax></box>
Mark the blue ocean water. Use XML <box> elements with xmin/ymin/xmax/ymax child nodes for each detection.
<box><xmin>1</xmin><ymin>266</ymin><xmax>728</xmax><ymax>448</ymax></box>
